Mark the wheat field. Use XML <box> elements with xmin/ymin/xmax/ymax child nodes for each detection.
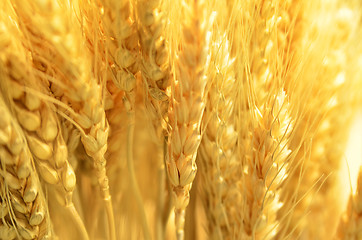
<box><xmin>0</xmin><ymin>0</ymin><xmax>361</xmax><ymax>239</ymax></box>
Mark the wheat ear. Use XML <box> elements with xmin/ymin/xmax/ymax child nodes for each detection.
<box><xmin>2</xmin><ymin>5</ymin><xmax>90</xmax><ymax>240</ymax></box>
<box><xmin>197</xmin><ymin>28</ymin><xmax>240</xmax><ymax>238</ymax></box>
<box><xmin>301</xmin><ymin>3</ymin><xmax>360</xmax><ymax>239</ymax></box>
<box><xmin>11</xmin><ymin>1</ymin><xmax>115</xmax><ymax>239</ymax></box>
<box><xmin>0</xmin><ymin>89</ymin><xmax>51</xmax><ymax>239</ymax></box>
<box><xmin>275</xmin><ymin>1</ymin><xmax>360</xmax><ymax>238</ymax></box>
<box><xmin>221</xmin><ymin>1</ymin><xmax>292</xmax><ymax>238</ymax></box>
<box><xmin>166</xmin><ymin>0</ymin><xmax>212</xmax><ymax>239</ymax></box>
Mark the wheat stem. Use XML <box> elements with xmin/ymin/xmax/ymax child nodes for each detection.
<box><xmin>156</xmin><ymin>164</ymin><xmax>165</xmax><ymax>240</ymax></box>
<box><xmin>65</xmin><ymin>203</ymin><xmax>90</xmax><ymax>240</ymax></box>
<box><xmin>126</xmin><ymin>101</ymin><xmax>151</xmax><ymax>240</ymax></box>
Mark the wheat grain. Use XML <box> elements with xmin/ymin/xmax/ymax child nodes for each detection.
<box><xmin>60</xmin><ymin>119</ymin><xmax>81</xmax><ymax>171</ymax></box>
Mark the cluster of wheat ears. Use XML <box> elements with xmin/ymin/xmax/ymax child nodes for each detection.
<box><xmin>0</xmin><ymin>0</ymin><xmax>361</xmax><ymax>239</ymax></box>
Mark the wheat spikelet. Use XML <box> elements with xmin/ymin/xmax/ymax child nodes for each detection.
<box><xmin>100</xmin><ymin>0</ymin><xmax>139</xmax><ymax>111</ymax></box>
<box><xmin>101</xmin><ymin>0</ymin><xmax>138</xmax><ymax>92</ymax></box>
<box><xmin>166</xmin><ymin>0</ymin><xmax>212</xmax><ymax>239</ymax></box>
<box><xmin>60</xmin><ymin>119</ymin><xmax>81</xmax><ymax>172</ymax></box>
<box><xmin>1</xmin><ymin>0</ymin><xmax>77</xmax><ymax>198</ymax></box>
<box><xmin>135</xmin><ymin>1</ymin><xmax>173</xmax><ymax>238</ymax></box>
<box><xmin>241</xmin><ymin>92</ymin><xmax>291</xmax><ymax>239</ymax></box>
<box><xmin>0</xmin><ymin>90</ymin><xmax>51</xmax><ymax>239</ymax></box>
<box><xmin>304</xmin><ymin>4</ymin><xmax>361</xmax><ymax>239</ymax></box>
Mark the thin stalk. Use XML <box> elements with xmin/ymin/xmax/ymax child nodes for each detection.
<box><xmin>157</xmin><ymin>136</ymin><xmax>172</xmax><ymax>240</ymax></box>
<box><xmin>162</xmin><ymin>136</ymin><xmax>172</xmax><ymax>227</ymax></box>
<box><xmin>175</xmin><ymin>209</ymin><xmax>185</xmax><ymax>240</ymax></box>
<box><xmin>104</xmin><ymin>196</ymin><xmax>116</xmax><ymax>240</ymax></box>
<box><xmin>156</xmin><ymin>164</ymin><xmax>165</xmax><ymax>240</ymax></box>
<box><xmin>65</xmin><ymin>203</ymin><xmax>90</xmax><ymax>240</ymax></box>
<box><xmin>93</xmin><ymin>156</ymin><xmax>116</xmax><ymax>240</ymax></box>
<box><xmin>126</xmin><ymin>94</ymin><xmax>151</xmax><ymax>240</ymax></box>
<box><xmin>185</xmin><ymin>184</ymin><xmax>197</xmax><ymax>240</ymax></box>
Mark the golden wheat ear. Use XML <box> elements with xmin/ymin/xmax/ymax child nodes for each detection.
<box><xmin>0</xmin><ymin>4</ymin><xmax>90</xmax><ymax>240</ymax></box>
<box><xmin>197</xmin><ymin>7</ymin><xmax>240</xmax><ymax>235</ymax></box>
<box><xmin>10</xmin><ymin>0</ymin><xmax>114</xmax><ymax>239</ymax></box>
<box><xmin>0</xmin><ymin>84</ymin><xmax>52</xmax><ymax>239</ymax></box>
<box><xmin>166</xmin><ymin>0</ymin><xmax>214</xmax><ymax>239</ymax></box>
<box><xmin>275</xmin><ymin>1</ymin><xmax>361</xmax><ymax>239</ymax></box>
